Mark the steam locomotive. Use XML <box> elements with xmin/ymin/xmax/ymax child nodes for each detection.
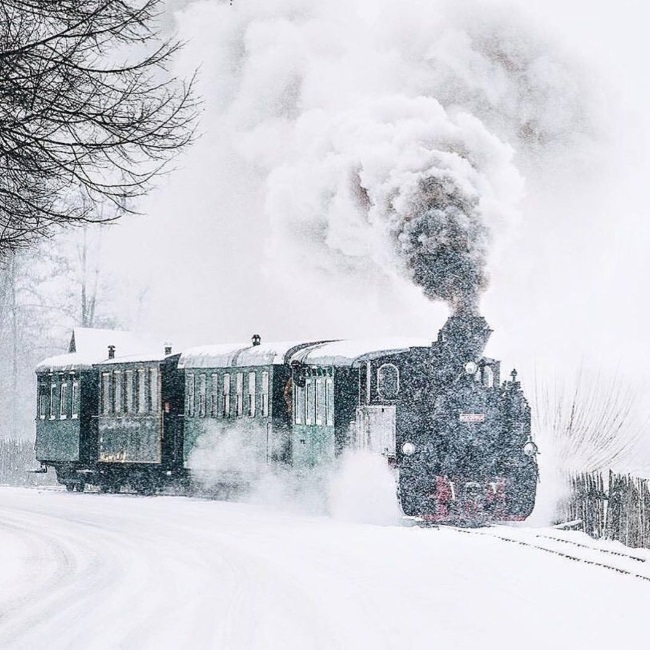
<box><xmin>34</xmin><ymin>314</ymin><xmax>538</xmax><ymax>522</ymax></box>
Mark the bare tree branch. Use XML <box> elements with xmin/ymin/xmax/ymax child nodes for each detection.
<box><xmin>0</xmin><ymin>0</ymin><xmax>199</xmax><ymax>255</ymax></box>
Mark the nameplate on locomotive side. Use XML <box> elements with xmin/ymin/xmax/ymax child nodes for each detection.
<box><xmin>459</xmin><ymin>413</ymin><xmax>485</xmax><ymax>423</ymax></box>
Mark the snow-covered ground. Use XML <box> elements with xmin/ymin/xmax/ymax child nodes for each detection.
<box><xmin>0</xmin><ymin>487</ymin><xmax>648</xmax><ymax>650</ymax></box>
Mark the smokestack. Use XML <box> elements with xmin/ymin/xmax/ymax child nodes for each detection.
<box><xmin>437</xmin><ymin>313</ymin><xmax>492</xmax><ymax>360</ymax></box>
<box><xmin>108</xmin><ymin>345</ymin><xmax>115</xmax><ymax>360</ymax></box>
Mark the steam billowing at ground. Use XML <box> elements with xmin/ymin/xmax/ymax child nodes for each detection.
<box><xmin>169</xmin><ymin>0</ymin><xmax>592</xmax><ymax>314</ymax></box>
<box><xmin>187</xmin><ymin>424</ymin><xmax>401</xmax><ymax>524</ymax></box>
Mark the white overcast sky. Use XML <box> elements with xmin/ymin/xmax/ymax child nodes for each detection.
<box><xmin>100</xmin><ymin>0</ymin><xmax>650</xmax><ymax>415</ymax></box>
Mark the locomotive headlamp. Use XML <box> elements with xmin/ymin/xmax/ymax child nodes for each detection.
<box><xmin>464</xmin><ymin>361</ymin><xmax>478</xmax><ymax>375</ymax></box>
<box><xmin>402</xmin><ymin>442</ymin><xmax>416</xmax><ymax>456</ymax></box>
<box><xmin>523</xmin><ymin>440</ymin><xmax>539</xmax><ymax>457</ymax></box>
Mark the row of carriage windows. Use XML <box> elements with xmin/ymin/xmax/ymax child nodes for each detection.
<box><xmin>38</xmin><ymin>376</ymin><xmax>80</xmax><ymax>420</ymax></box>
<box><xmin>294</xmin><ymin>377</ymin><xmax>334</xmax><ymax>427</ymax></box>
<box><xmin>186</xmin><ymin>371</ymin><xmax>270</xmax><ymax>419</ymax></box>
<box><xmin>100</xmin><ymin>368</ymin><xmax>159</xmax><ymax>416</ymax></box>
<box><xmin>185</xmin><ymin>371</ymin><xmax>335</xmax><ymax>426</ymax></box>
<box><xmin>40</xmin><ymin>364</ymin><xmax>397</xmax><ymax>423</ymax></box>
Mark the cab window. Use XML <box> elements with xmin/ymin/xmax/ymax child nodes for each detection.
<box><xmin>377</xmin><ymin>364</ymin><xmax>399</xmax><ymax>399</ymax></box>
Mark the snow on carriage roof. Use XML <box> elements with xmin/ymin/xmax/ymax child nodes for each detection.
<box><xmin>96</xmin><ymin>352</ymin><xmax>168</xmax><ymax>365</ymax></box>
<box><xmin>178</xmin><ymin>341</ymin><xmax>313</xmax><ymax>369</ymax></box>
<box><xmin>178</xmin><ymin>337</ymin><xmax>432</xmax><ymax>369</ymax></box>
<box><xmin>36</xmin><ymin>328</ymin><xmax>164</xmax><ymax>372</ymax></box>
<box><xmin>288</xmin><ymin>338</ymin><xmax>432</xmax><ymax>367</ymax></box>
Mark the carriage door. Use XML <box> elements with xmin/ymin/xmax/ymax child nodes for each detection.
<box><xmin>355</xmin><ymin>406</ymin><xmax>396</xmax><ymax>458</ymax></box>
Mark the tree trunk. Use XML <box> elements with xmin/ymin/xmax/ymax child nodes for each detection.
<box><xmin>10</xmin><ymin>252</ymin><xmax>18</xmax><ymax>438</ymax></box>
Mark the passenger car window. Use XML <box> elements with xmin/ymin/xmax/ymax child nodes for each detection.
<box><xmin>199</xmin><ymin>374</ymin><xmax>207</xmax><ymax>417</ymax></box>
<box><xmin>261</xmin><ymin>371</ymin><xmax>269</xmax><ymax>417</ymax></box>
<box><xmin>137</xmin><ymin>369</ymin><xmax>147</xmax><ymax>414</ymax></box>
<box><xmin>101</xmin><ymin>373</ymin><xmax>110</xmax><ymax>415</ymax></box>
<box><xmin>150</xmin><ymin>368</ymin><xmax>159</xmax><ymax>412</ymax></box>
<box><xmin>326</xmin><ymin>377</ymin><xmax>334</xmax><ymax>426</ymax></box>
<box><xmin>114</xmin><ymin>371</ymin><xmax>122</xmax><ymax>414</ymax></box>
<box><xmin>223</xmin><ymin>373</ymin><xmax>231</xmax><ymax>417</ymax></box>
<box><xmin>306</xmin><ymin>378</ymin><xmax>315</xmax><ymax>425</ymax></box>
<box><xmin>315</xmin><ymin>377</ymin><xmax>325</xmax><ymax>425</ymax></box>
<box><xmin>59</xmin><ymin>382</ymin><xmax>69</xmax><ymax>419</ymax></box>
<box><xmin>71</xmin><ymin>379</ymin><xmax>80</xmax><ymax>419</ymax></box>
<box><xmin>248</xmin><ymin>372</ymin><xmax>256</xmax><ymax>417</ymax></box>
<box><xmin>125</xmin><ymin>370</ymin><xmax>134</xmax><ymax>413</ymax></box>
<box><xmin>236</xmin><ymin>373</ymin><xmax>243</xmax><ymax>417</ymax></box>
<box><xmin>210</xmin><ymin>374</ymin><xmax>219</xmax><ymax>417</ymax></box>
<box><xmin>38</xmin><ymin>379</ymin><xmax>48</xmax><ymax>419</ymax></box>
<box><xmin>295</xmin><ymin>384</ymin><xmax>304</xmax><ymax>424</ymax></box>
<box><xmin>186</xmin><ymin>373</ymin><xmax>195</xmax><ymax>417</ymax></box>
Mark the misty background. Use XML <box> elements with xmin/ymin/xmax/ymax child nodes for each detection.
<box><xmin>2</xmin><ymin>0</ymin><xmax>649</xmax><ymax>471</ymax></box>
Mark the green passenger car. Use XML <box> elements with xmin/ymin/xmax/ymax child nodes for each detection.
<box><xmin>177</xmin><ymin>340</ymin><xmax>308</xmax><ymax>487</ymax></box>
<box><xmin>34</xmin><ymin>328</ymin><xmax>169</xmax><ymax>491</ymax></box>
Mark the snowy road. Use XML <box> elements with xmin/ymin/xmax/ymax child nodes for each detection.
<box><xmin>0</xmin><ymin>487</ymin><xmax>648</xmax><ymax>650</ymax></box>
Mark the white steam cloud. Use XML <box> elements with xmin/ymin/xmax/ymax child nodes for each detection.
<box><xmin>187</xmin><ymin>425</ymin><xmax>402</xmax><ymax>523</ymax></box>
<box><xmin>172</xmin><ymin>0</ymin><xmax>593</xmax><ymax>312</ymax></box>
<box><xmin>328</xmin><ymin>450</ymin><xmax>402</xmax><ymax>525</ymax></box>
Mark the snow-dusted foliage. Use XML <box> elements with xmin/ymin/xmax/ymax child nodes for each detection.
<box><xmin>532</xmin><ymin>369</ymin><xmax>644</xmax><ymax>474</ymax></box>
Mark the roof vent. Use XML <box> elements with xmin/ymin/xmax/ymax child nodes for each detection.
<box><xmin>108</xmin><ymin>345</ymin><xmax>116</xmax><ymax>360</ymax></box>
<box><xmin>164</xmin><ymin>343</ymin><xmax>172</xmax><ymax>356</ymax></box>
<box><xmin>251</xmin><ymin>334</ymin><xmax>261</xmax><ymax>346</ymax></box>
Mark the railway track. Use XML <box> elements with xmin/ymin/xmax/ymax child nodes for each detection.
<box><xmin>535</xmin><ymin>532</ymin><xmax>646</xmax><ymax>563</ymax></box>
<box><xmin>449</xmin><ymin>526</ymin><xmax>650</xmax><ymax>584</ymax></box>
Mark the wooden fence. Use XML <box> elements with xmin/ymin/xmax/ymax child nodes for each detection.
<box><xmin>560</xmin><ymin>471</ymin><xmax>650</xmax><ymax>549</ymax></box>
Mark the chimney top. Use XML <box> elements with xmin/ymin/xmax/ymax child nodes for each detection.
<box><xmin>251</xmin><ymin>334</ymin><xmax>261</xmax><ymax>347</ymax></box>
<box><xmin>108</xmin><ymin>345</ymin><xmax>116</xmax><ymax>360</ymax></box>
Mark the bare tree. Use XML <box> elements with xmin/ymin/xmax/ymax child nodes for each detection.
<box><xmin>0</xmin><ymin>231</ymin><xmax>121</xmax><ymax>439</ymax></box>
<box><xmin>0</xmin><ymin>0</ymin><xmax>198</xmax><ymax>256</ymax></box>
<box><xmin>79</xmin><ymin>227</ymin><xmax>100</xmax><ymax>327</ymax></box>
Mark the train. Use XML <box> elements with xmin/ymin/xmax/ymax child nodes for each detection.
<box><xmin>34</xmin><ymin>313</ymin><xmax>538</xmax><ymax>522</ymax></box>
